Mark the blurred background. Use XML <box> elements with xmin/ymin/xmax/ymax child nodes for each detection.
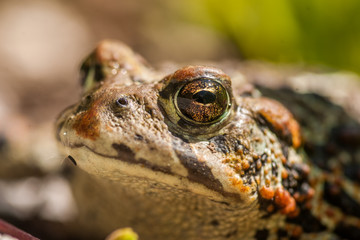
<box><xmin>1</xmin><ymin>0</ymin><xmax>360</xmax><ymax>239</ymax></box>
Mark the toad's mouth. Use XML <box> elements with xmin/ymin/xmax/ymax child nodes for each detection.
<box><xmin>64</xmin><ymin>142</ymin><xmax>172</xmax><ymax>175</ymax></box>
<box><xmin>61</xmin><ymin>144</ymin><xmax>244</xmax><ymax>203</ymax></box>
<box><xmin>59</xmin><ymin>140</ymin><xmax>253</xmax><ymax>204</ymax></box>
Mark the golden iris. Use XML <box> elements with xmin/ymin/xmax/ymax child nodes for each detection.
<box><xmin>175</xmin><ymin>78</ymin><xmax>230</xmax><ymax>124</ymax></box>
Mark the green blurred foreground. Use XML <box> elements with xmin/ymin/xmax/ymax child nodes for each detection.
<box><xmin>105</xmin><ymin>228</ymin><xmax>138</xmax><ymax>240</ymax></box>
<box><xmin>185</xmin><ymin>0</ymin><xmax>360</xmax><ymax>73</ymax></box>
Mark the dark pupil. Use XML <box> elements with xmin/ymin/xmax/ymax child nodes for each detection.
<box><xmin>193</xmin><ymin>90</ymin><xmax>216</xmax><ymax>104</ymax></box>
<box><xmin>176</xmin><ymin>78</ymin><xmax>230</xmax><ymax>123</ymax></box>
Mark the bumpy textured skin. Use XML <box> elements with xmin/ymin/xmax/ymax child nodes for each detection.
<box><xmin>56</xmin><ymin>40</ymin><xmax>360</xmax><ymax>240</ymax></box>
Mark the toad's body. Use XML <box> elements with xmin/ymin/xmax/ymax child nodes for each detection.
<box><xmin>56</xmin><ymin>40</ymin><xmax>360</xmax><ymax>239</ymax></box>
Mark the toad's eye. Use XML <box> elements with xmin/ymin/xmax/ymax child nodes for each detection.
<box><xmin>159</xmin><ymin>66</ymin><xmax>234</xmax><ymax>139</ymax></box>
<box><xmin>80</xmin><ymin>54</ymin><xmax>104</xmax><ymax>92</ymax></box>
<box><xmin>175</xmin><ymin>78</ymin><xmax>231</xmax><ymax>124</ymax></box>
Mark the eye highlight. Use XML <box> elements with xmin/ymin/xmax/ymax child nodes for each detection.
<box><xmin>175</xmin><ymin>78</ymin><xmax>230</xmax><ymax>124</ymax></box>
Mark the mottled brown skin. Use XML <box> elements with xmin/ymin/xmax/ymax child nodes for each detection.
<box><xmin>56</xmin><ymin>40</ymin><xmax>360</xmax><ymax>240</ymax></box>
<box><xmin>72</xmin><ymin>98</ymin><xmax>101</xmax><ymax>140</ymax></box>
<box><xmin>245</xmin><ymin>97</ymin><xmax>302</xmax><ymax>149</ymax></box>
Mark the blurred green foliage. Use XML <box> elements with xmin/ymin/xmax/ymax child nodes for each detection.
<box><xmin>184</xmin><ymin>0</ymin><xmax>360</xmax><ymax>72</ymax></box>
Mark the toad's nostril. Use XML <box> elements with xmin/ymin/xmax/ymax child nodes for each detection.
<box><xmin>116</xmin><ymin>97</ymin><xmax>128</xmax><ymax>107</ymax></box>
